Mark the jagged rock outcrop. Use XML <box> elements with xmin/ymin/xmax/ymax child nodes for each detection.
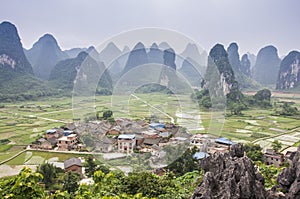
<box><xmin>241</xmin><ymin>54</ymin><xmax>251</xmax><ymax>77</ymax></box>
<box><xmin>252</xmin><ymin>45</ymin><xmax>281</xmax><ymax>85</ymax></box>
<box><xmin>275</xmin><ymin>145</ymin><xmax>300</xmax><ymax>198</ymax></box>
<box><xmin>276</xmin><ymin>51</ymin><xmax>300</xmax><ymax>90</ymax></box>
<box><xmin>191</xmin><ymin>144</ymin><xmax>275</xmax><ymax>199</ymax></box>
<box><xmin>26</xmin><ymin>33</ymin><xmax>68</xmax><ymax>80</ymax></box>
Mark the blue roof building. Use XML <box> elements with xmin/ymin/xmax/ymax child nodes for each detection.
<box><xmin>215</xmin><ymin>137</ymin><xmax>234</xmax><ymax>146</ymax></box>
<box><xmin>193</xmin><ymin>152</ymin><xmax>210</xmax><ymax>160</ymax></box>
<box><xmin>149</xmin><ymin>123</ymin><xmax>165</xmax><ymax>129</ymax></box>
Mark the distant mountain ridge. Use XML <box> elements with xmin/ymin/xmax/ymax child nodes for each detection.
<box><xmin>49</xmin><ymin>51</ymin><xmax>112</xmax><ymax>94</ymax></box>
<box><xmin>25</xmin><ymin>33</ymin><xmax>68</xmax><ymax>80</ymax></box>
<box><xmin>252</xmin><ymin>45</ymin><xmax>281</xmax><ymax>86</ymax></box>
<box><xmin>0</xmin><ymin>21</ymin><xmax>33</xmax><ymax>74</ymax></box>
<box><xmin>227</xmin><ymin>42</ymin><xmax>261</xmax><ymax>90</ymax></box>
<box><xmin>0</xmin><ymin>21</ymin><xmax>54</xmax><ymax>101</ymax></box>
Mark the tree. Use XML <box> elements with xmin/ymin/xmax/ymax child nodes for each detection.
<box><xmin>85</xmin><ymin>155</ymin><xmax>110</xmax><ymax>178</ymax></box>
<box><xmin>257</xmin><ymin>162</ymin><xmax>283</xmax><ymax>188</ymax></box>
<box><xmin>277</xmin><ymin>102</ymin><xmax>299</xmax><ymax>116</ymax></box>
<box><xmin>85</xmin><ymin>156</ymin><xmax>97</xmax><ymax>178</ymax></box>
<box><xmin>37</xmin><ymin>163</ymin><xmax>57</xmax><ymax>188</ymax></box>
<box><xmin>63</xmin><ymin>172</ymin><xmax>81</xmax><ymax>195</ymax></box>
<box><xmin>167</xmin><ymin>147</ymin><xmax>199</xmax><ymax>176</ymax></box>
<box><xmin>103</xmin><ymin>110</ymin><xmax>113</xmax><ymax>120</ymax></box>
<box><xmin>0</xmin><ymin>167</ymin><xmax>45</xmax><ymax>198</ymax></box>
<box><xmin>229</xmin><ymin>103</ymin><xmax>245</xmax><ymax>115</ymax></box>
<box><xmin>244</xmin><ymin>143</ymin><xmax>264</xmax><ymax>161</ymax></box>
<box><xmin>271</xmin><ymin>140</ymin><xmax>282</xmax><ymax>153</ymax></box>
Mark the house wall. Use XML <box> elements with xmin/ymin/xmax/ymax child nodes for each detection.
<box><xmin>57</xmin><ymin>136</ymin><xmax>77</xmax><ymax>151</ymax></box>
<box><xmin>118</xmin><ymin>139</ymin><xmax>136</xmax><ymax>153</ymax></box>
<box><xmin>65</xmin><ymin>165</ymin><xmax>82</xmax><ymax>175</ymax></box>
<box><xmin>264</xmin><ymin>154</ymin><xmax>284</xmax><ymax>167</ymax></box>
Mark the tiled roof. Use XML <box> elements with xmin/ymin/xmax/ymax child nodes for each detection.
<box><xmin>64</xmin><ymin>158</ymin><xmax>82</xmax><ymax>169</ymax></box>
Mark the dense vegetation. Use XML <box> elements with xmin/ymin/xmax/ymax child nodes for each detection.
<box><xmin>192</xmin><ymin>88</ymin><xmax>272</xmax><ymax>115</ymax></box>
<box><xmin>0</xmin><ymin>158</ymin><xmax>203</xmax><ymax>199</ymax></box>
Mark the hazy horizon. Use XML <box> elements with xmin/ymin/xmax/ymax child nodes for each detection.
<box><xmin>1</xmin><ymin>0</ymin><xmax>300</xmax><ymax>57</ymax></box>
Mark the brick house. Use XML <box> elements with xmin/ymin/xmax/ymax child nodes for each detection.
<box><xmin>30</xmin><ymin>138</ymin><xmax>53</xmax><ymax>150</ymax></box>
<box><xmin>264</xmin><ymin>149</ymin><xmax>284</xmax><ymax>167</ymax></box>
<box><xmin>57</xmin><ymin>134</ymin><xmax>78</xmax><ymax>151</ymax></box>
<box><xmin>64</xmin><ymin>158</ymin><xmax>82</xmax><ymax>176</ymax></box>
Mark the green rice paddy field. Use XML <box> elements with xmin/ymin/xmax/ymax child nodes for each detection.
<box><xmin>0</xmin><ymin>92</ymin><xmax>299</xmax><ymax>166</ymax></box>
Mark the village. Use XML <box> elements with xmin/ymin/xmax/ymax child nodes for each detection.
<box><xmin>29</xmin><ymin>117</ymin><xmax>296</xmax><ymax>177</ymax></box>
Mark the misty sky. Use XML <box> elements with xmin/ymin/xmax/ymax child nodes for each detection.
<box><xmin>1</xmin><ymin>0</ymin><xmax>299</xmax><ymax>56</ymax></box>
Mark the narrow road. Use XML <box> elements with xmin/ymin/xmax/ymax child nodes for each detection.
<box><xmin>130</xmin><ymin>94</ymin><xmax>175</xmax><ymax>123</ymax></box>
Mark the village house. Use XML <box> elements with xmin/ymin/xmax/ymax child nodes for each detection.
<box><xmin>95</xmin><ymin>136</ymin><xmax>117</xmax><ymax>152</ymax></box>
<box><xmin>64</xmin><ymin>157</ymin><xmax>83</xmax><ymax>176</ymax></box>
<box><xmin>30</xmin><ymin>138</ymin><xmax>53</xmax><ymax>150</ymax></box>
<box><xmin>118</xmin><ymin>134</ymin><xmax>136</xmax><ymax>153</ymax></box>
<box><xmin>142</xmin><ymin>138</ymin><xmax>161</xmax><ymax>147</ymax></box>
<box><xmin>57</xmin><ymin>133</ymin><xmax>78</xmax><ymax>151</ymax></box>
<box><xmin>142</xmin><ymin>130</ymin><xmax>159</xmax><ymax>139</ymax></box>
<box><xmin>106</xmin><ymin>126</ymin><xmax>121</xmax><ymax>136</ymax></box>
<box><xmin>190</xmin><ymin>134</ymin><xmax>213</xmax><ymax>148</ymax></box>
<box><xmin>207</xmin><ymin>145</ymin><xmax>229</xmax><ymax>154</ymax></box>
<box><xmin>264</xmin><ymin>149</ymin><xmax>284</xmax><ymax>167</ymax></box>
<box><xmin>45</xmin><ymin>128</ymin><xmax>64</xmax><ymax>140</ymax></box>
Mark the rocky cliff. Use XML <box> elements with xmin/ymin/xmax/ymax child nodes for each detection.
<box><xmin>0</xmin><ymin>21</ymin><xmax>33</xmax><ymax>74</ymax></box>
<box><xmin>191</xmin><ymin>144</ymin><xmax>270</xmax><ymax>199</ymax></box>
<box><xmin>190</xmin><ymin>143</ymin><xmax>300</xmax><ymax>199</ymax></box>
<box><xmin>240</xmin><ymin>54</ymin><xmax>251</xmax><ymax>77</ymax></box>
<box><xmin>227</xmin><ymin>43</ymin><xmax>260</xmax><ymax>90</ymax></box>
<box><xmin>275</xmin><ymin>144</ymin><xmax>300</xmax><ymax>198</ymax></box>
<box><xmin>205</xmin><ymin>44</ymin><xmax>237</xmax><ymax>95</ymax></box>
<box><xmin>276</xmin><ymin>51</ymin><xmax>300</xmax><ymax>90</ymax></box>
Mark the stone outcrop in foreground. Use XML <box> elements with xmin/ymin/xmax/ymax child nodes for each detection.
<box><xmin>191</xmin><ymin>144</ymin><xmax>286</xmax><ymax>199</ymax></box>
<box><xmin>191</xmin><ymin>144</ymin><xmax>266</xmax><ymax>199</ymax></box>
<box><xmin>276</xmin><ymin>144</ymin><xmax>300</xmax><ymax>199</ymax></box>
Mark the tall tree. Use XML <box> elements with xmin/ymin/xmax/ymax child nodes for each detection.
<box><xmin>38</xmin><ymin>163</ymin><xmax>57</xmax><ymax>188</ymax></box>
<box><xmin>271</xmin><ymin>140</ymin><xmax>282</xmax><ymax>153</ymax></box>
<box><xmin>63</xmin><ymin>172</ymin><xmax>81</xmax><ymax>195</ymax></box>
